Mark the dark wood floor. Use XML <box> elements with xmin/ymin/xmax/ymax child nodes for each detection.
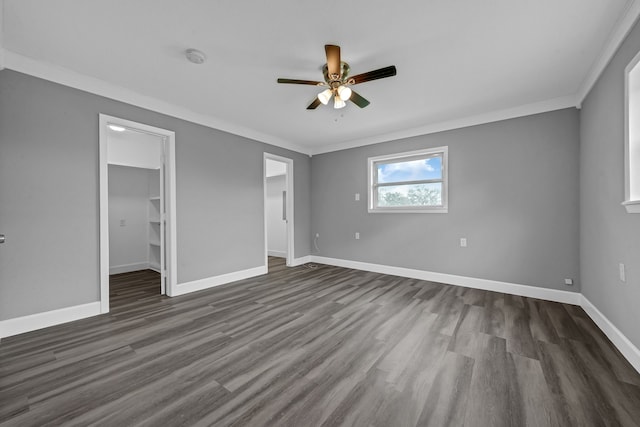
<box><xmin>1</xmin><ymin>258</ymin><xmax>639</xmax><ymax>426</ymax></box>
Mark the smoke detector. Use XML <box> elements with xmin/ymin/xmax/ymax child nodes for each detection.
<box><xmin>185</xmin><ymin>49</ymin><xmax>206</xmax><ymax>64</ymax></box>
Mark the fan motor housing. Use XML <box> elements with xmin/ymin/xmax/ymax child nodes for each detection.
<box><xmin>323</xmin><ymin>61</ymin><xmax>350</xmax><ymax>83</ymax></box>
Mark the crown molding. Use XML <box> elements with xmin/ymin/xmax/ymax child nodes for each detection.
<box><xmin>2</xmin><ymin>49</ymin><xmax>310</xmax><ymax>155</ymax></box>
<box><xmin>4</xmin><ymin>0</ymin><xmax>638</xmax><ymax>159</ymax></box>
<box><xmin>577</xmin><ymin>0</ymin><xmax>640</xmax><ymax>104</ymax></box>
<box><xmin>310</xmin><ymin>94</ymin><xmax>579</xmax><ymax>155</ymax></box>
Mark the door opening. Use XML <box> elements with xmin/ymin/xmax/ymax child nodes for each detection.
<box><xmin>99</xmin><ymin>115</ymin><xmax>177</xmax><ymax>313</ymax></box>
<box><xmin>264</xmin><ymin>154</ymin><xmax>294</xmax><ymax>269</ymax></box>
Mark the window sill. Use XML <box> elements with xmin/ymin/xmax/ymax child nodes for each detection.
<box><xmin>622</xmin><ymin>200</ymin><xmax>640</xmax><ymax>213</ymax></box>
<box><xmin>368</xmin><ymin>208</ymin><xmax>448</xmax><ymax>214</ymax></box>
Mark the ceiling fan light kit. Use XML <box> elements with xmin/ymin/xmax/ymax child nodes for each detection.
<box><xmin>277</xmin><ymin>44</ymin><xmax>396</xmax><ymax>110</ymax></box>
<box><xmin>318</xmin><ymin>88</ymin><xmax>333</xmax><ymax>105</ymax></box>
<box><xmin>334</xmin><ymin>97</ymin><xmax>346</xmax><ymax>109</ymax></box>
<box><xmin>337</xmin><ymin>85</ymin><xmax>352</xmax><ymax>102</ymax></box>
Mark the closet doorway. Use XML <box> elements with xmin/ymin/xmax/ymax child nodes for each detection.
<box><xmin>99</xmin><ymin>115</ymin><xmax>177</xmax><ymax>313</ymax></box>
<box><xmin>264</xmin><ymin>153</ymin><xmax>294</xmax><ymax>269</ymax></box>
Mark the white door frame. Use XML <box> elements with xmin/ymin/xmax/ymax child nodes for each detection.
<box><xmin>99</xmin><ymin>114</ymin><xmax>178</xmax><ymax>313</ymax></box>
<box><xmin>264</xmin><ymin>153</ymin><xmax>294</xmax><ymax>267</ymax></box>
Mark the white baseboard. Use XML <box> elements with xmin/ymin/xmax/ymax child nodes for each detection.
<box><xmin>310</xmin><ymin>255</ymin><xmax>640</xmax><ymax>373</ymax></box>
<box><xmin>310</xmin><ymin>256</ymin><xmax>582</xmax><ymax>305</ymax></box>
<box><xmin>267</xmin><ymin>250</ymin><xmax>287</xmax><ymax>258</ymax></box>
<box><xmin>4</xmin><ymin>256</ymin><xmax>637</xmax><ymax>375</ymax></box>
<box><xmin>0</xmin><ymin>301</ymin><xmax>102</xmax><ymax>339</ymax></box>
<box><xmin>580</xmin><ymin>296</ymin><xmax>640</xmax><ymax>373</ymax></box>
<box><xmin>289</xmin><ymin>255</ymin><xmax>312</xmax><ymax>267</ymax></box>
<box><xmin>172</xmin><ymin>265</ymin><xmax>267</xmax><ymax>296</ymax></box>
<box><xmin>109</xmin><ymin>262</ymin><xmax>150</xmax><ymax>275</ymax></box>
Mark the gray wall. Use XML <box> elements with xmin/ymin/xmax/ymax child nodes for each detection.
<box><xmin>311</xmin><ymin>108</ymin><xmax>581</xmax><ymax>291</ymax></box>
<box><xmin>266</xmin><ymin>175</ymin><xmax>287</xmax><ymax>256</ymax></box>
<box><xmin>0</xmin><ymin>72</ymin><xmax>99</xmax><ymax>319</ymax></box>
<box><xmin>108</xmin><ymin>165</ymin><xmax>150</xmax><ymax>270</ymax></box>
<box><xmin>0</xmin><ymin>70</ymin><xmax>311</xmax><ymax>320</ymax></box>
<box><xmin>580</xmin><ymin>18</ymin><xmax>640</xmax><ymax>348</ymax></box>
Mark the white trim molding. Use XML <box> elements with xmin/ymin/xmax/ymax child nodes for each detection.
<box><xmin>623</xmin><ymin>49</ymin><xmax>640</xmax><ymax>212</ymax></box>
<box><xmin>0</xmin><ymin>0</ymin><xmax>4</xmax><ymax>70</ymax></box>
<box><xmin>0</xmin><ymin>302</ymin><xmax>101</xmax><ymax>339</ymax></box>
<box><xmin>2</xmin><ymin>256</ymin><xmax>638</xmax><ymax>374</ymax></box>
<box><xmin>268</xmin><ymin>250</ymin><xmax>287</xmax><ymax>258</ymax></box>
<box><xmin>368</xmin><ymin>146</ymin><xmax>449</xmax><ymax>214</ymax></box>
<box><xmin>264</xmin><ymin>153</ymin><xmax>295</xmax><ymax>267</ymax></box>
<box><xmin>173</xmin><ymin>265</ymin><xmax>267</xmax><ymax>296</ymax></box>
<box><xmin>1</xmin><ymin>49</ymin><xmax>580</xmax><ymax>157</ymax></box>
<box><xmin>580</xmin><ymin>296</ymin><xmax>640</xmax><ymax>373</ymax></box>
<box><xmin>2</xmin><ymin>50</ymin><xmax>307</xmax><ymax>156</ymax></box>
<box><xmin>577</xmin><ymin>0</ymin><xmax>640</xmax><ymax>104</ymax></box>
<box><xmin>99</xmin><ymin>114</ymin><xmax>178</xmax><ymax>311</ymax></box>
<box><xmin>310</xmin><ymin>95</ymin><xmax>579</xmax><ymax>155</ymax></box>
<box><xmin>309</xmin><ymin>255</ymin><xmax>640</xmax><ymax>373</ymax></box>
<box><xmin>310</xmin><ymin>256</ymin><xmax>582</xmax><ymax>305</ymax></box>
<box><xmin>622</xmin><ymin>200</ymin><xmax>640</xmax><ymax>213</ymax></box>
<box><xmin>109</xmin><ymin>262</ymin><xmax>151</xmax><ymax>275</ymax></box>
<box><xmin>290</xmin><ymin>256</ymin><xmax>312</xmax><ymax>267</ymax></box>
<box><xmin>2</xmin><ymin>0</ymin><xmax>640</xmax><ymax>159</ymax></box>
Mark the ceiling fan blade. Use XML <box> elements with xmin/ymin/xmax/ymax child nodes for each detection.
<box><xmin>306</xmin><ymin>98</ymin><xmax>322</xmax><ymax>110</ymax></box>
<box><xmin>325</xmin><ymin>45</ymin><xmax>341</xmax><ymax>77</ymax></box>
<box><xmin>349</xmin><ymin>91</ymin><xmax>370</xmax><ymax>108</ymax></box>
<box><xmin>350</xmin><ymin>65</ymin><xmax>397</xmax><ymax>85</ymax></box>
<box><xmin>277</xmin><ymin>78</ymin><xmax>324</xmax><ymax>85</ymax></box>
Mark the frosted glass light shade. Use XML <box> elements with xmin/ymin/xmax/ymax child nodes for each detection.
<box><xmin>334</xmin><ymin>97</ymin><xmax>346</xmax><ymax>109</ymax></box>
<box><xmin>337</xmin><ymin>85</ymin><xmax>352</xmax><ymax>101</ymax></box>
<box><xmin>317</xmin><ymin>89</ymin><xmax>333</xmax><ymax>105</ymax></box>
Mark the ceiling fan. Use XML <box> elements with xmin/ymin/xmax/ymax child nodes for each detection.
<box><xmin>277</xmin><ymin>45</ymin><xmax>397</xmax><ymax>110</ymax></box>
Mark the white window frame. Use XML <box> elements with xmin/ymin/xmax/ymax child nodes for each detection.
<box><xmin>368</xmin><ymin>146</ymin><xmax>448</xmax><ymax>213</ymax></box>
<box><xmin>624</xmin><ymin>50</ymin><xmax>640</xmax><ymax>213</ymax></box>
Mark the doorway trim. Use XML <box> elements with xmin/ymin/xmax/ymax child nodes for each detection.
<box><xmin>264</xmin><ymin>153</ymin><xmax>294</xmax><ymax>267</ymax></box>
<box><xmin>99</xmin><ymin>114</ymin><xmax>177</xmax><ymax>313</ymax></box>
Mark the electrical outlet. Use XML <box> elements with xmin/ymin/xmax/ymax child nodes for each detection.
<box><xmin>564</xmin><ymin>278</ymin><xmax>573</xmax><ymax>286</ymax></box>
<box><xmin>460</xmin><ymin>238</ymin><xmax>467</xmax><ymax>247</ymax></box>
<box><xmin>355</xmin><ymin>193</ymin><xmax>360</xmax><ymax>201</ymax></box>
<box><xmin>120</xmin><ymin>219</ymin><xmax>126</xmax><ymax>227</ymax></box>
<box><xmin>355</xmin><ymin>232</ymin><xmax>360</xmax><ymax>240</ymax></box>
<box><xmin>619</xmin><ymin>263</ymin><xmax>626</xmax><ymax>282</ymax></box>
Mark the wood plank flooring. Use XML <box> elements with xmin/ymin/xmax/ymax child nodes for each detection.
<box><xmin>1</xmin><ymin>257</ymin><xmax>639</xmax><ymax>426</ymax></box>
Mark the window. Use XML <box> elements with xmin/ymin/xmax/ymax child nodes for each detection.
<box><xmin>622</xmin><ymin>54</ymin><xmax>640</xmax><ymax>213</ymax></box>
<box><xmin>625</xmin><ymin>51</ymin><xmax>640</xmax><ymax>213</ymax></box>
<box><xmin>368</xmin><ymin>146</ymin><xmax>448</xmax><ymax>213</ymax></box>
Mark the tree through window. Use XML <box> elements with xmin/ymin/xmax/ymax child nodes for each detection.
<box><xmin>368</xmin><ymin>147</ymin><xmax>448</xmax><ymax>213</ymax></box>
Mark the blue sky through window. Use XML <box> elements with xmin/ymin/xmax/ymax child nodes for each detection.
<box><xmin>377</xmin><ymin>156</ymin><xmax>442</xmax><ymax>184</ymax></box>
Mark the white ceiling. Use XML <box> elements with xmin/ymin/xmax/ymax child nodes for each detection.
<box><xmin>1</xmin><ymin>0</ymin><xmax>637</xmax><ymax>154</ymax></box>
